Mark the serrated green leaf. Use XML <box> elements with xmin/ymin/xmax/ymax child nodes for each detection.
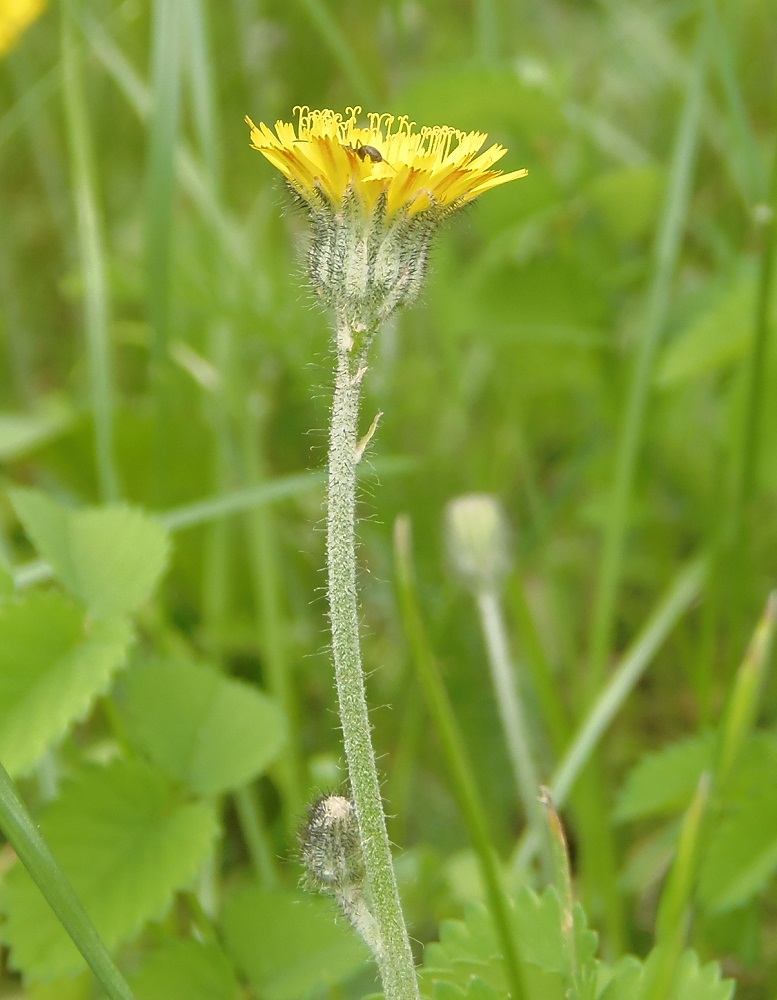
<box><xmin>421</xmin><ymin>887</ymin><xmax>597</xmax><ymax>999</ymax></box>
<box><xmin>699</xmin><ymin>735</ymin><xmax>777</xmax><ymax>912</ymax></box>
<box><xmin>640</xmin><ymin>947</ymin><xmax>735</xmax><ymax>1000</ymax></box>
<box><xmin>595</xmin><ymin>955</ymin><xmax>643</xmax><ymax>1000</ymax></box>
<box><xmin>423</xmin><ymin>906</ymin><xmax>501</xmax><ymax>993</ymax></box>
<box><xmin>671</xmin><ymin>950</ymin><xmax>735</xmax><ymax>1000</ymax></box>
<box><xmin>594</xmin><ymin>949</ymin><xmax>733</xmax><ymax>1000</ymax></box>
<box><xmin>514</xmin><ymin>887</ymin><xmax>598</xmax><ymax>973</ymax></box>
<box><xmin>116</xmin><ymin>656</ymin><xmax>287</xmax><ymax>796</ymax></box>
<box><xmin>220</xmin><ymin>884</ymin><xmax>369</xmax><ymax>1000</ymax></box>
<box><xmin>0</xmin><ymin>592</ymin><xmax>132</xmax><ymax>776</ymax></box>
<box><xmin>9</xmin><ymin>488</ymin><xmax>169</xmax><ymax>618</ymax></box>
<box><xmin>131</xmin><ymin>940</ymin><xmax>240</xmax><ymax>1000</ymax></box>
<box><xmin>614</xmin><ymin>732</ymin><xmax>716</xmax><ymax>822</ymax></box>
<box><xmin>1</xmin><ymin>758</ymin><xmax>219</xmax><ymax>980</ymax></box>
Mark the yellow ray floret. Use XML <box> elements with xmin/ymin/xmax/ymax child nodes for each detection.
<box><xmin>245</xmin><ymin>106</ymin><xmax>528</xmax><ymax>218</ymax></box>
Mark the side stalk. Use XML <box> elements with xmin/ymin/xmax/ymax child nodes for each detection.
<box><xmin>326</xmin><ymin>312</ymin><xmax>419</xmax><ymax>1000</ymax></box>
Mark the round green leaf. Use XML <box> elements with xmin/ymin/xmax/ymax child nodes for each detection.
<box><xmin>10</xmin><ymin>488</ymin><xmax>169</xmax><ymax>619</ymax></box>
<box><xmin>116</xmin><ymin>657</ymin><xmax>287</xmax><ymax>797</ymax></box>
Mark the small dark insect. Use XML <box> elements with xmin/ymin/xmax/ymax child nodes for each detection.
<box><xmin>343</xmin><ymin>140</ymin><xmax>385</xmax><ymax>163</ymax></box>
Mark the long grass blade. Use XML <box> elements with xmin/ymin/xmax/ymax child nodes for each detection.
<box><xmin>0</xmin><ymin>762</ymin><xmax>135</xmax><ymax>1000</ymax></box>
<box><xmin>61</xmin><ymin>0</ymin><xmax>120</xmax><ymax>502</ymax></box>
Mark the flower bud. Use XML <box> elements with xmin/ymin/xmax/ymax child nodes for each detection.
<box><xmin>445</xmin><ymin>493</ymin><xmax>513</xmax><ymax>593</ymax></box>
<box><xmin>307</xmin><ymin>194</ymin><xmax>435</xmax><ymax>331</ymax></box>
<box><xmin>300</xmin><ymin>795</ymin><xmax>365</xmax><ymax>893</ymax></box>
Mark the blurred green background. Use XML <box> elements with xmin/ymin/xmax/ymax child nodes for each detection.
<box><xmin>1</xmin><ymin>0</ymin><xmax>777</xmax><ymax>996</ymax></box>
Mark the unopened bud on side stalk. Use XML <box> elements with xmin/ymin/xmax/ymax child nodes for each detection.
<box><xmin>445</xmin><ymin>493</ymin><xmax>513</xmax><ymax>593</ymax></box>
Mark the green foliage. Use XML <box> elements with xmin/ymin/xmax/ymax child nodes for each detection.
<box><xmin>116</xmin><ymin>655</ymin><xmax>287</xmax><ymax>796</ymax></box>
<box><xmin>0</xmin><ymin>591</ymin><xmax>131</xmax><ymax>776</ymax></box>
<box><xmin>585</xmin><ymin>167</ymin><xmax>665</xmax><ymax>245</ymax></box>
<box><xmin>27</xmin><ymin>973</ymin><xmax>92</xmax><ymax>1000</ymax></box>
<box><xmin>596</xmin><ymin>950</ymin><xmax>734</xmax><ymax>1000</ymax></box>
<box><xmin>2</xmin><ymin>0</ymin><xmax>777</xmax><ymax>995</ymax></box>
<box><xmin>699</xmin><ymin>735</ymin><xmax>777</xmax><ymax>912</ymax></box>
<box><xmin>220</xmin><ymin>884</ymin><xmax>370</xmax><ymax>999</ymax></box>
<box><xmin>614</xmin><ymin>731</ymin><xmax>716</xmax><ymax>822</ymax></box>
<box><xmin>1</xmin><ymin>758</ymin><xmax>219</xmax><ymax>980</ymax></box>
<box><xmin>0</xmin><ymin>401</ymin><xmax>74</xmax><ymax>462</ymax></box>
<box><xmin>422</xmin><ymin>887</ymin><xmax>595</xmax><ymax>999</ymax></box>
<box><xmin>655</xmin><ymin>265</ymin><xmax>775</xmax><ymax>387</ymax></box>
<box><xmin>618</xmin><ymin>729</ymin><xmax>777</xmax><ymax>922</ymax></box>
<box><xmin>417</xmin><ymin>887</ymin><xmax>733</xmax><ymax>1000</ymax></box>
<box><xmin>131</xmin><ymin>940</ymin><xmax>240</xmax><ymax>1000</ymax></box>
<box><xmin>9</xmin><ymin>488</ymin><xmax>169</xmax><ymax>619</ymax></box>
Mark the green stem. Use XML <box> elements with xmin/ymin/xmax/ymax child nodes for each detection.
<box><xmin>733</xmin><ymin>123</ymin><xmax>777</xmax><ymax>538</ymax></box>
<box><xmin>326</xmin><ymin>314</ymin><xmax>419</xmax><ymax>1000</ymax></box>
<box><xmin>234</xmin><ymin>786</ymin><xmax>279</xmax><ymax>887</ymax></box>
<box><xmin>507</xmin><ymin>575</ymin><xmax>569</xmax><ymax>755</ymax></box>
<box><xmin>475</xmin><ymin>589</ymin><xmax>551</xmax><ymax>879</ymax></box>
<box><xmin>394</xmin><ymin>518</ymin><xmax>529</xmax><ymax>1000</ymax></box>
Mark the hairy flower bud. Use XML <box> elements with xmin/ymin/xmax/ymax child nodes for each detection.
<box><xmin>299</xmin><ymin>795</ymin><xmax>383</xmax><ymax>958</ymax></box>
<box><xmin>307</xmin><ymin>193</ymin><xmax>435</xmax><ymax>331</ymax></box>
<box><xmin>300</xmin><ymin>795</ymin><xmax>365</xmax><ymax>893</ymax></box>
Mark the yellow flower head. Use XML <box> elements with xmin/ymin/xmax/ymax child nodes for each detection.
<box><xmin>245</xmin><ymin>105</ymin><xmax>527</xmax><ymax>219</ymax></box>
<box><xmin>245</xmin><ymin>106</ymin><xmax>527</xmax><ymax>331</ymax></box>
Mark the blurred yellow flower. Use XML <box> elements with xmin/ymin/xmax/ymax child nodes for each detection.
<box><xmin>245</xmin><ymin>105</ymin><xmax>527</xmax><ymax>219</ymax></box>
<box><xmin>0</xmin><ymin>0</ymin><xmax>47</xmax><ymax>56</ymax></box>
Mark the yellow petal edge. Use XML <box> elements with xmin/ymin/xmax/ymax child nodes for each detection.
<box><xmin>245</xmin><ymin>105</ymin><xmax>528</xmax><ymax>218</ymax></box>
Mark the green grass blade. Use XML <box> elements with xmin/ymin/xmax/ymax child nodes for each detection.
<box><xmin>643</xmin><ymin>774</ymin><xmax>711</xmax><ymax>1000</ymax></box>
<box><xmin>146</xmin><ymin>0</ymin><xmax>184</xmax><ymax>502</ymax></box>
<box><xmin>703</xmin><ymin>0</ymin><xmax>767</xmax><ymax>201</ymax></box>
<box><xmin>0</xmin><ymin>761</ymin><xmax>135</xmax><ymax>1000</ymax></box>
<box><xmin>292</xmin><ymin>0</ymin><xmax>378</xmax><ymax>105</ymax></box>
<box><xmin>715</xmin><ymin>591</ymin><xmax>777</xmax><ymax>791</ymax></box>
<box><xmin>61</xmin><ymin>1</ymin><xmax>120</xmax><ymax>502</ymax></box>
<box><xmin>587</xmin><ymin>29</ymin><xmax>708</xmax><ymax>686</ymax></box>
<box><xmin>512</xmin><ymin>555</ymin><xmax>709</xmax><ymax>871</ymax></box>
<box><xmin>475</xmin><ymin>589</ymin><xmax>551</xmax><ymax>879</ymax></box>
<box><xmin>732</xmin><ymin>125</ymin><xmax>777</xmax><ymax>535</ymax></box>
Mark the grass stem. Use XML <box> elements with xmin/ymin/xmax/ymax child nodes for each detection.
<box><xmin>475</xmin><ymin>588</ymin><xmax>551</xmax><ymax>879</ymax></box>
<box><xmin>61</xmin><ymin>1</ymin><xmax>120</xmax><ymax>503</ymax></box>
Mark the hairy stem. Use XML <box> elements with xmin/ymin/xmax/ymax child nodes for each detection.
<box><xmin>326</xmin><ymin>312</ymin><xmax>419</xmax><ymax>1000</ymax></box>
